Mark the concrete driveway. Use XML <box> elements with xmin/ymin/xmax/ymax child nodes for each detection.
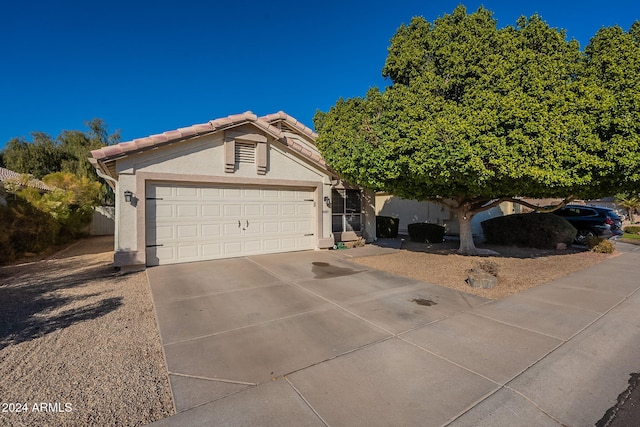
<box><xmin>147</xmin><ymin>243</ymin><xmax>640</xmax><ymax>426</ymax></box>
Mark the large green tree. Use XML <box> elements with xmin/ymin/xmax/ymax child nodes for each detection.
<box><xmin>3</xmin><ymin>132</ymin><xmax>63</xmax><ymax>179</ymax></box>
<box><xmin>2</xmin><ymin>119</ymin><xmax>119</xmax><ymax>179</ymax></box>
<box><xmin>315</xmin><ymin>6</ymin><xmax>640</xmax><ymax>254</ymax></box>
<box><xmin>2</xmin><ymin>119</ymin><xmax>120</xmax><ymax>204</ymax></box>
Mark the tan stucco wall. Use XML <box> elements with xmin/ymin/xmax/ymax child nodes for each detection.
<box><xmin>111</xmin><ymin>129</ymin><xmax>367</xmax><ymax>267</ymax></box>
<box><xmin>446</xmin><ymin>202</ymin><xmax>513</xmax><ymax>236</ymax></box>
<box><xmin>375</xmin><ymin>195</ymin><xmax>512</xmax><ymax>237</ymax></box>
<box><xmin>375</xmin><ymin>195</ymin><xmax>452</xmax><ymax>234</ymax></box>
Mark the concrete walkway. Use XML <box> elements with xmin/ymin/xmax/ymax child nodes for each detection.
<box><xmin>147</xmin><ymin>241</ymin><xmax>640</xmax><ymax>426</ymax></box>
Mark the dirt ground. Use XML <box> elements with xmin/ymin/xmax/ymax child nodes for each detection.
<box><xmin>352</xmin><ymin>238</ymin><xmax>614</xmax><ymax>300</ymax></box>
<box><xmin>0</xmin><ymin>236</ymin><xmax>173</xmax><ymax>426</ymax></box>
<box><xmin>0</xmin><ymin>235</ymin><xmax>615</xmax><ymax>425</ymax></box>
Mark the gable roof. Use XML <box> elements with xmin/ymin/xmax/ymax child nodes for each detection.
<box><xmin>0</xmin><ymin>167</ymin><xmax>51</xmax><ymax>192</ymax></box>
<box><xmin>90</xmin><ymin>111</ymin><xmax>329</xmax><ymax>177</ymax></box>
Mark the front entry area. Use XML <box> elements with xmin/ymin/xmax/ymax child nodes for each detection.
<box><xmin>145</xmin><ymin>182</ymin><xmax>316</xmax><ymax>266</ymax></box>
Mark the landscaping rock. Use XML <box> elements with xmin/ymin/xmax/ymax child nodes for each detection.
<box><xmin>466</xmin><ymin>268</ymin><xmax>497</xmax><ymax>289</ymax></box>
<box><xmin>556</xmin><ymin>242</ymin><xmax>567</xmax><ymax>250</ymax></box>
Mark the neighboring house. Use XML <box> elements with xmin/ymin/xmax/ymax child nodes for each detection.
<box><xmin>90</xmin><ymin>111</ymin><xmax>375</xmax><ymax>270</ymax></box>
<box><xmin>0</xmin><ymin>167</ymin><xmax>51</xmax><ymax>205</ymax></box>
<box><xmin>375</xmin><ymin>193</ymin><xmax>522</xmax><ymax>237</ymax></box>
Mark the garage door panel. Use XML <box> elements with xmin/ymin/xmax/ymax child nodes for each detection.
<box><xmin>177</xmin><ymin>205</ymin><xmax>198</xmax><ymax>217</ymax></box>
<box><xmin>223</xmin><ymin>223</ymin><xmax>243</xmax><ymax>236</ymax></box>
<box><xmin>153</xmin><ymin>225</ymin><xmax>174</xmax><ymax>241</ymax></box>
<box><xmin>280</xmin><ymin>238</ymin><xmax>297</xmax><ymax>249</ymax></box>
<box><xmin>297</xmin><ymin>204</ymin><xmax>313</xmax><ymax>215</ymax></box>
<box><xmin>224</xmin><ymin>188</ymin><xmax>242</xmax><ymax>198</ymax></box>
<box><xmin>151</xmin><ymin>186</ymin><xmax>173</xmax><ymax>198</ymax></box>
<box><xmin>155</xmin><ymin>205</ymin><xmax>174</xmax><ymax>218</ymax></box>
<box><xmin>202</xmin><ymin>243</ymin><xmax>222</xmax><ymax>257</ymax></box>
<box><xmin>245</xmin><ymin>239</ymin><xmax>262</xmax><ymax>252</ymax></box>
<box><xmin>146</xmin><ymin>183</ymin><xmax>316</xmax><ymax>266</ymax></box>
<box><xmin>177</xmin><ymin>245</ymin><xmax>199</xmax><ymax>259</ymax></box>
<box><xmin>224</xmin><ymin>241</ymin><xmax>243</xmax><ymax>254</ymax></box>
<box><xmin>176</xmin><ymin>187</ymin><xmax>197</xmax><ymax>197</ymax></box>
<box><xmin>244</xmin><ymin>189</ymin><xmax>261</xmax><ymax>198</ymax></box>
<box><xmin>202</xmin><ymin>224</ymin><xmax>221</xmax><ymax>237</ymax></box>
<box><xmin>281</xmin><ymin>204</ymin><xmax>297</xmax><ymax>215</ymax></box>
<box><xmin>263</xmin><ymin>239</ymin><xmax>281</xmax><ymax>250</ymax></box>
<box><xmin>201</xmin><ymin>187</ymin><xmax>221</xmax><ymax>198</ymax></box>
<box><xmin>177</xmin><ymin>224</ymin><xmax>198</xmax><ymax>238</ymax></box>
<box><xmin>263</xmin><ymin>222</ymin><xmax>279</xmax><ymax>233</ymax></box>
<box><xmin>224</xmin><ymin>204</ymin><xmax>242</xmax><ymax>216</ymax></box>
<box><xmin>263</xmin><ymin>204</ymin><xmax>279</xmax><ymax>216</ymax></box>
<box><xmin>282</xmin><ymin>221</ymin><xmax>298</xmax><ymax>232</ymax></box>
<box><xmin>201</xmin><ymin>204</ymin><xmax>221</xmax><ymax>217</ymax></box>
<box><xmin>244</xmin><ymin>204</ymin><xmax>262</xmax><ymax>216</ymax></box>
<box><xmin>298</xmin><ymin>236</ymin><xmax>314</xmax><ymax>247</ymax></box>
<box><xmin>298</xmin><ymin>220</ymin><xmax>313</xmax><ymax>233</ymax></box>
<box><xmin>153</xmin><ymin>246</ymin><xmax>175</xmax><ymax>262</ymax></box>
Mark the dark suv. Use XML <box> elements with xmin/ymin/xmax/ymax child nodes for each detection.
<box><xmin>552</xmin><ymin>205</ymin><xmax>623</xmax><ymax>244</ymax></box>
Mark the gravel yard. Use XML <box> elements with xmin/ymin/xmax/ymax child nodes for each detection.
<box><xmin>352</xmin><ymin>239</ymin><xmax>613</xmax><ymax>299</ymax></box>
<box><xmin>0</xmin><ymin>236</ymin><xmax>173</xmax><ymax>426</ymax></box>
<box><xmin>0</xmin><ymin>235</ymin><xmax>614</xmax><ymax>426</ymax></box>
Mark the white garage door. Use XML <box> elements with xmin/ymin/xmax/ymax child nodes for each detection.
<box><xmin>146</xmin><ymin>183</ymin><xmax>316</xmax><ymax>266</ymax></box>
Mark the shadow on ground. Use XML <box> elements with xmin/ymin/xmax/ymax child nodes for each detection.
<box><xmin>0</xmin><ymin>258</ymin><xmax>124</xmax><ymax>350</ymax></box>
<box><xmin>377</xmin><ymin>236</ymin><xmax>591</xmax><ymax>259</ymax></box>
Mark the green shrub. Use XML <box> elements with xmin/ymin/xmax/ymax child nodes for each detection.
<box><xmin>0</xmin><ymin>206</ymin><xmax>15</xmax><ymax>263</ymax></box>
<box><xmin>0</xmin><ymin>172</ymin><xmax>101</xmax><ymax>264</ymax></box>
<box><xmin>408</xmin><ymin>223</ymin><xmax>445</xmax><ymax>243</ymax></box>
<box><xmin>0</xmin><ymin>198</ymin><xmax>60</xmax><ymax>263</ymax></box>
<box><xmin>624</xmin><ymin>225</ymin><xmax>640</xmax><ymax>234</ymax></box>
<box><xmin>376</xmin><ymin>216</ymin><xmax>399</xmax><ymax>238</ymax></box>
<box><xmin>481</xmin><ymin>213</ymin><xmax>576</xmax><ymax>249</ymax></box>
<box><xmin>585</xmin><ymin>236</ymin><xmax>615</xmax><ymax>253</ymax></box>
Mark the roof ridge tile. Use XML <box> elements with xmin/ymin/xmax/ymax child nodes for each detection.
<box><xmin>91</xmin><ymin>111</ymin><xmax>327</xmax><ymax>172</ymax></box>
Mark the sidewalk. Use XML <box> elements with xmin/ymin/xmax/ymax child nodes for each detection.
<box><xmin>449</xmin><ymin>241</ymin><xmax>640</xmax><ymax>426</ymax></box>
<box><xmin>150</xmin><ymin>241</ymin><xmax>640</xmax><ymax>426</ymax></box>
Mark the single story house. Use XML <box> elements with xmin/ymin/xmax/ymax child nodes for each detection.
<box><xmin>90</xmin><ymin>111</ymin><xmax>376</xmax><ymax>270</ymax></box>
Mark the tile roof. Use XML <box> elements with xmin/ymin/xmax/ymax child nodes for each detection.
<box><xmin>0</xmin><ymin>167</ymin><xmax>51</xmax><ymax>191</ymax></box>
<box><xmin>90</xmin><ymin>111</ymin><xmax>327</xmax><ymax>170</ymax></box>
<box><xmin>261</xmin><ymin>111</ymin><xmax>318</xmax><ymax>139</ymax></box>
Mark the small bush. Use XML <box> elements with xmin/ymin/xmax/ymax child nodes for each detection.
<box><xmin>585</xmin><ymin>236</ymin><xmax>616</xmax><ymax>253</ymax></box>
<box><xmin>408</xmin><ymin>223</ymin><xmax>445</xmax><ymax>243</ymax></box>
<box><xmin>376</xmin><ymin>216</ymin><xmax>399</xmax><ymax>238</ymax></box>
<box><xmin>624</xmin><ymin>225</ymin><xmax>640</xmax><ymax>234</ymax></box>
<box><xmin>481</xmin><ymin>213</ymin><xmax>576</xmax><ymax>249</ymax></box>
<box><xmin>0</xmin><ymin>198</ymin><xmax>60</xmax><ymax>263</ymax></box>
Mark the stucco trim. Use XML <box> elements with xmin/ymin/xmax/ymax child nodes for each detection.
<box><xmin>130</xmin><ymin>171</ymin><xmax>327</xmax><ymax>267</ymax></box>
<box><xmin>92</xmin><ymin>111</ymin><xmax>331</xmax><ymax>176</ymax></box>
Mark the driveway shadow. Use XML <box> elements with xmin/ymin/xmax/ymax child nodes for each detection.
<box><xmin>382</xmin><ymin>236</ymin><xmax>590</xmax><ymax>259</ymax></box>
<box><xmin>0</xmin><ymin>259</ymin><xmax>124</xmax><ymax>350</ymax></box>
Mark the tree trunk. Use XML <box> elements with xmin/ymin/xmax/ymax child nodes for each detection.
<box><xmin>456</xmin><ymin>207</ymin><xmax>478</xmax><ymax>255</ymax></box>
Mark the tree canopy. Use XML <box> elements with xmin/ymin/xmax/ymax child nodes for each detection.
<box><xmin>1</xmin><ymin>118</ymin><xmax>120</xmax><ymax>204</ymax></box>
<box><xmin>314</xmin><ymin>5</ymin><xmax>640</xmax><ymax>254</ymax></box>
<box><xmin>1</xmin><ymin>118</ymin><xmax>120</xmax><ymax>180</ymax></box>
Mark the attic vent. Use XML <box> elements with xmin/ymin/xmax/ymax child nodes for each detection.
<box><xmin>235</xmin><ymin>142</ymin><xmax>255</xmax><ymax>165</ymax></box>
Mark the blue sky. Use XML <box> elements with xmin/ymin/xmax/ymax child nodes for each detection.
<box><xmin>1</xmin><ymin>1</ymin><xmax>639</xmax><ymax>149</ymax></box>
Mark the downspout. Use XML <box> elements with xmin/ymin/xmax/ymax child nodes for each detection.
<box><xmin>94</xmin><ymin>167</ymin><xmax>119</xmax><ymax>254</ymax></box>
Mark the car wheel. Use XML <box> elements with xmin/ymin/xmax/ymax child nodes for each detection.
<box><xmin>575</xmin><ymin>229</ymin><xmax>596</xmax><ymax>245</ymax></box>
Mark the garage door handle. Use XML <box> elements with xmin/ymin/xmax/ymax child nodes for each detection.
<box><xmin>238</xmin><ymin>220</ymin><xmax>241</xmax><ymax>228</ymax></box>
<box><xmin>246</xmin><ymin>220</ymin><xmax>249</xmax><ymax>228</ymax></box>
